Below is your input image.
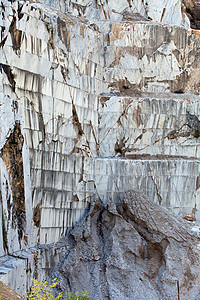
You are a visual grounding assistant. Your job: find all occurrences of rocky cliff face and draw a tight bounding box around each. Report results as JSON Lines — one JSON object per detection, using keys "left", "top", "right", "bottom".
{"left": 51, "top": 190, "right": 200, "bottom": 300}
{"left": 1, "top": 0, "right": 200, "bottom": 296}
{"left": 39, "top": 0, "right": 191, "bottom": 28}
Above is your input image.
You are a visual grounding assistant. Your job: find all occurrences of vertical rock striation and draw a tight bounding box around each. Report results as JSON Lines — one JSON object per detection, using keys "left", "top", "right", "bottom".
{"left": 0, "top": 0, "right": 200, "bottom": 295}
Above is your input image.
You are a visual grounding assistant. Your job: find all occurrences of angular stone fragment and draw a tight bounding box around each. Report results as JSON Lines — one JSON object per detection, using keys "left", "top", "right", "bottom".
{"left": 51, "top": 190, "right": 200, "bottom": 300}
{"left": 182, "top": 213, "right": 196, "bottom": 221}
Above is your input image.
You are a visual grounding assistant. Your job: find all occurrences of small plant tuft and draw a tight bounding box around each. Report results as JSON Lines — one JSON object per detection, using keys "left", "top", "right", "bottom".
{"left": 66, "top": 291, "right": 90, "bottom": 300}
{"left": 174, "top": 89, "right": 184, "bottom": 94}
{"left": 26, "top": 278, "right": 62, "bottom": 300}
{"left": 26, "top": 278, "right": 90, "bottom": 300}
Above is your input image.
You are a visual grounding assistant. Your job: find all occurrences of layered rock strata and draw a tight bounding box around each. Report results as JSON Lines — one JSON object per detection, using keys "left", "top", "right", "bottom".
{"left": 0, "top": 0, "right": 200, "bottom": 295}
{"left": 0, "top": 240, "right": 67, "bottom": 296}
{"left": 39, "top": 0, "right": 190, "bottom": 28}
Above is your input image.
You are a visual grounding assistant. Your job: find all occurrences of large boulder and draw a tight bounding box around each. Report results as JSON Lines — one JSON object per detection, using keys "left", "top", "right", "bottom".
{"left": 51, "top": 190, "right": 200, "bottom": 300}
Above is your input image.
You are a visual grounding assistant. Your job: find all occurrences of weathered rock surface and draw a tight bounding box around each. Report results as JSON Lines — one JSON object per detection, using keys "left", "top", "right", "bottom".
{"left": 0, "top": 1, "right": 200, "bottom": 257}
{"left": 104, "top": 24, "right": 200, "bottom": 94}
{"left": 1, "top": 0, "right": 200, "bottom": 294}
{"left": 40, "top": 0, "right": 190, "bottom": 28}
{"left": 51, "top": 190, "right": 200, "bottom": 300}
{"left": 0, "top": 240, "right": 67, "bottom": 297}
{"left": 183, "top": 0, "right": 200, "bottom": 29}
{"left": 94, "top": 157, "right": 200, "bottom": 218}
{"left": 99, "top": 93, "right": 200, "bottom": 157}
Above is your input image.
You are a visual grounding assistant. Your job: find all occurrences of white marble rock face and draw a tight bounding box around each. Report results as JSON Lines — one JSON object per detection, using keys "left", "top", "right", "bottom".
{"left": 0, "top": 0, "right": 200, "bottom": 265}
{"left": 0, "top": 0, "right": 105, "bottom": 254}
{"left": 98, "top": 94, "right": 200, "bottom": 157}
{"left": 38, "top": 0, "right": 190, "bottom": 27}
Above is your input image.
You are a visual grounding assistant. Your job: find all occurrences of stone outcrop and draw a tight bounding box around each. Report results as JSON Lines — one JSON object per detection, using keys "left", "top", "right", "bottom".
{"left": 51, "top": 190, "right": 200, "bottom": 300}
{"left": 40, "top": 0, "right": 190, "bottom": 28}
{"left": 0, "top": 0, "right": 200, "bottom": 255}
{"left": 99, "top": 94, "right": 200, "bottom": 157}
{"left": 1, "top": 0, "right": 200, "bottom": 296}
{"left": 0, "top": 241, "right": 67, "bottom": 297}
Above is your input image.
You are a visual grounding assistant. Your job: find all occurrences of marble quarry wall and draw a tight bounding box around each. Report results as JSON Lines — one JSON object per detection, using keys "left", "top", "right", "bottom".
{"left": 0, "top": 0, "right": 105, "bottom": 255}
{"left": 0, "top": 240, "right": 67, "bottom": 296}
{"left": 39, "top": 0, "right": 190, "bottom": 28}
{"left": 1, "top": 0, "right": 200, "bottom": 294}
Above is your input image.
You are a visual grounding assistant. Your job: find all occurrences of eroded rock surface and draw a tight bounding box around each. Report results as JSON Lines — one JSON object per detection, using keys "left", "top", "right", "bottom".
{"left": 51, "top": 190, "right": 200, "bottom": 300}
{"left": 1, "top": 0, "right": 200, "bottom": 293}
{"left": 40, "top": 0, "right": 190, "bottom": 28}
{"left": 2, "top": 122, "right": 25, "bottom": 248}
{"left": 183, "top": 0, "right": 200, "bottom": 29}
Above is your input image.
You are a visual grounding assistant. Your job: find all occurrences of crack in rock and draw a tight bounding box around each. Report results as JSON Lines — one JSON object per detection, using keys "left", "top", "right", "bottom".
{"left": 50, "top": 190, "right": 200, "bottom": 300}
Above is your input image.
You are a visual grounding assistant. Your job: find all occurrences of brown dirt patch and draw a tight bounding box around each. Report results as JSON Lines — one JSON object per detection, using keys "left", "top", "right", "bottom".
{"left": 0, "top": 281, "right": 24, "bottom": 300}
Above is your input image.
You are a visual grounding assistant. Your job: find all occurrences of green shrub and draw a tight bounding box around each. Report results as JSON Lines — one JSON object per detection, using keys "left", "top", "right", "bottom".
{"left": 66, "top": 291, "right": 90, "bottom": 300}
